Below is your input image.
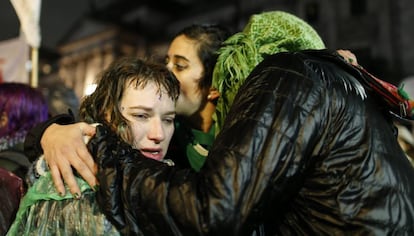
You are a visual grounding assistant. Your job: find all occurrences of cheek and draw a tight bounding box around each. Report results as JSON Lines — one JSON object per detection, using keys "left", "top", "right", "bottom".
{"left": 130, "top": 123, "right": 144, "bottom": 143}
{"left": 181, "top": 83, "right": 195, "bottom": 96}
{"left": 165, "top": 125, "right": 175, "bottom": 141}
{"left": 180, "top": 78, "right": 201, "bottom": 98}
{"left": 176, "top": 71, "right": 202, "bottom": 92}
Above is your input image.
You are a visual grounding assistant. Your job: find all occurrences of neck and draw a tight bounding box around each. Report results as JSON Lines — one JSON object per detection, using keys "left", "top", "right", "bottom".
{"left": 187, "top": 101, "right": 216, "bottom": 133}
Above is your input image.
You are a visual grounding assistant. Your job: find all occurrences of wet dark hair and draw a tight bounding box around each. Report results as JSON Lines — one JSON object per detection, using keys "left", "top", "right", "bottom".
{"left": 79, "top": 57, "right": 180, "bottom": 144}
{"left": 175, "top": 24, "right": 231, "bottom": 90}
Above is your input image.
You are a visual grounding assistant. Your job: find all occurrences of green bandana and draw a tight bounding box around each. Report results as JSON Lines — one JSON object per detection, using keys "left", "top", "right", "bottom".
{"left": 212, "top": 11, "right": 326, "bottom": 134}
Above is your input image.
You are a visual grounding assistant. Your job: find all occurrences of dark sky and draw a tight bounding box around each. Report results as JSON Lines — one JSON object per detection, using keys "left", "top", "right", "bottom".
{"left": 0, "top": 0, "right": 91, "bottom": 50}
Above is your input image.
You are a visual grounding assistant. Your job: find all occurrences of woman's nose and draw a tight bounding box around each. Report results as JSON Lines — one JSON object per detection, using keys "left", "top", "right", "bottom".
{"left": 148, "top": 119, "right": 165, "bottom": 142}
{"left": 166, "top": 61, "right": 173, "bottom": 71}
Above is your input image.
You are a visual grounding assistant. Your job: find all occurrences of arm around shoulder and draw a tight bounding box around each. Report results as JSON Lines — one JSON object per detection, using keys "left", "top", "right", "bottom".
{"left": 24, "top": 113, "right": 75, "bottom": 162}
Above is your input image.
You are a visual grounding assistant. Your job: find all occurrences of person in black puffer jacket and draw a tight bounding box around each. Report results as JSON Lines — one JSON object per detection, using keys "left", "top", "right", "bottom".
{"left": 90, "top": 12, "right": 414, "bottom": 236}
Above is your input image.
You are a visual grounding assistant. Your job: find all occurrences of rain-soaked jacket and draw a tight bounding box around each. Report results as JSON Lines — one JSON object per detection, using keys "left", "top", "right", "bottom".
{"left": 90, "top": 50, "right": 414, "bottom": 235}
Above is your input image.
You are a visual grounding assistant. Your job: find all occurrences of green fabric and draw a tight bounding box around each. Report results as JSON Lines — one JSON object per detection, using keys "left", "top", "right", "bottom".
{"left": 186, "top": 126, "right": 215, "bottom": 171}
{"left": 212, "top": 11, "right": 326, "bottom": 134}
{"left": 174, "top": 120, "right": 215, "bottom": 171}
{"left": 14, "top": 172, "right": 90, "bottom": 212}
{"left": 7, "top": 172, "right": 119, "bottom": 235}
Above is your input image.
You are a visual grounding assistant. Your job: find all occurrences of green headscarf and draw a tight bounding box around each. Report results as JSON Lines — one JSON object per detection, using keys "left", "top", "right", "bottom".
{"left": 212, "top": 11, "right": 326, "bottom": 135}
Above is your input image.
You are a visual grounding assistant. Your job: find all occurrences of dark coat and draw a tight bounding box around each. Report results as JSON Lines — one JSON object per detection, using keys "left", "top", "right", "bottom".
{"left": 91, "top": 50, "right": 414, "bottom": 235}
{"left": 0, "top": 167, "right": 25, "bottom": 235}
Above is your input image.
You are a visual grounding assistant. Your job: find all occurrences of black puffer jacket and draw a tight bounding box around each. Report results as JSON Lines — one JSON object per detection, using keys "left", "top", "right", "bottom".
{"left": 91, "top": 50, "right": 414, "bottom": 235}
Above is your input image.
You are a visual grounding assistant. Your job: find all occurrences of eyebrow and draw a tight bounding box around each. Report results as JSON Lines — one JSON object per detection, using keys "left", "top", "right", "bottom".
{"left": 172, "top": 54, "right": 189, "bottom": 62}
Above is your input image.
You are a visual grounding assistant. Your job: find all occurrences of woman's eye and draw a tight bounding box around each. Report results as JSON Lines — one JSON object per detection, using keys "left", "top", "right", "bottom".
{"left": 163, "top": 117, "right": 175, "bottom": 124}
{"left": 174, "top": 63, "right": 186, "bottom": 71}
{"left": 133, "top": 114, "right": 148, "bottom": 120}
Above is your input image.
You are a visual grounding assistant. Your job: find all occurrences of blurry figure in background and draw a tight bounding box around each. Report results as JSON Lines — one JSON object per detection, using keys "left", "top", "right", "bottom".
{"left": 396, "top": 76, "right": 414, "bottom": 165}
{"left": 44, "top": 84, "right": 79, "bottom": 120}
{"left": 396, "top": 123, "right": 414, "bottom": 165}
{"left": 39, "top": 70, "right": 80, "bottom": 120}
{"left": 0, "top": 82, "right": 49, "bottom": 235}
{"left": 7, "top": 57, "right": 180, "bottom": 235}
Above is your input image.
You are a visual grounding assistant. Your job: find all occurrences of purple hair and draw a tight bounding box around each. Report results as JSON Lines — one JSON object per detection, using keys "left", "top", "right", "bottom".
{"left": 0, "top": 83, "right": 49, "bottom": 138}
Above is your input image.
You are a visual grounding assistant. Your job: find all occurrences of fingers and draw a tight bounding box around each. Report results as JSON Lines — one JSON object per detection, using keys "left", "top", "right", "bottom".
{"left": 51, "top": 160, "right": 81, "bottom": 198}
{"left": 48, "top": 160, "right": 67, "bottom": 196}
{"left": 336, "top": 49, "right": 358, "bottom": 66}
{"left": 79, "top": 122, "right": 97, "bottom": 137}
{"left": 77, "top": 123, "right": 99, "bottom": 187}
{"left": 71, "top": 146, "right": 99, "bottom": 190}
{"left": 40, "top": 122, "right": 98, "bottom": 197}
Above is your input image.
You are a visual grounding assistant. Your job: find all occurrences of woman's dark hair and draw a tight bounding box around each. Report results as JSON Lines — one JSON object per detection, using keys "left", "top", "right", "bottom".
{"left": 175, "top": 24, "right": 231, "bottom": 89}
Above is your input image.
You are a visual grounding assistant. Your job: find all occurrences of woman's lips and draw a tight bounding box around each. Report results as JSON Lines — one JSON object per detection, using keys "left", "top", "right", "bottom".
{"left": 140, "top": 148, "right": 164, "bottom": 161}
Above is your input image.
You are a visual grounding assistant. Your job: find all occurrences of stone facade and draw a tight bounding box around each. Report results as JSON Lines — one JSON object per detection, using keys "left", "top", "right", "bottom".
{"left": 53, "top": 0, "right": 414, "bottom": 98}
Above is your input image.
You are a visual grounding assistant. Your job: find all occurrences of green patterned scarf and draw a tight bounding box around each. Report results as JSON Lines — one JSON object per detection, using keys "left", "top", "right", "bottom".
{"left": 212, "top": 11, "right": 326, "bottom": 134}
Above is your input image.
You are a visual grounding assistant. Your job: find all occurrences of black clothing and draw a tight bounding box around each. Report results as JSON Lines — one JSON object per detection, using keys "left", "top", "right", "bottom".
{"left": 24, "top": 113, "right": 75, "bottom": 162}
{"left": 91, "top": 50, "right": 414, "bottom": 235}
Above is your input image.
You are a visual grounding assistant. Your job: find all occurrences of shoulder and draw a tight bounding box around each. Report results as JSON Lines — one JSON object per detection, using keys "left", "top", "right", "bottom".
{"left": 0, "top": 149, "right": 31, "bottom": 177}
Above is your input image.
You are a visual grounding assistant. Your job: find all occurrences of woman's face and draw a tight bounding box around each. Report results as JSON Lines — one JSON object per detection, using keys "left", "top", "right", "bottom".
{"left": 119, "top": 82, "right": 176, "bottom": 161}
{"left": 166, "top": 35, "right": 206, "bottom": 117}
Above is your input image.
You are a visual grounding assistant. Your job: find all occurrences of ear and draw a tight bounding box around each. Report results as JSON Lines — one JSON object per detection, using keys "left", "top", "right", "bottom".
{"left": 207, "top": 88, "right": 220, "bottom": 101}
{"left": 0, "top": 112, "right": 8, "bottom": 128}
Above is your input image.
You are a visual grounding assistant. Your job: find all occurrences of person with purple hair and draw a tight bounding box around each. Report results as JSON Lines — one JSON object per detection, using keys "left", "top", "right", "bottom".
{"left": 0, "top": 82, "right": 49, "bottom": 178}
{"left": 0, "top": 82, "right": 49, "bottom": 235}
{"left": 0, "top": 83, "right": 49, "bottom": 149}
